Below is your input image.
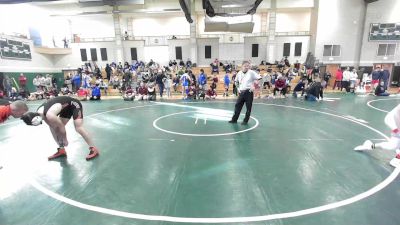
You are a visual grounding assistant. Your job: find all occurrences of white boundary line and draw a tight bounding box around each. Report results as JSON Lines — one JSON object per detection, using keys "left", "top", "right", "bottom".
{"left": 153, "top": 111, "right": 259, "bottom": 137}
{"left": 366, "top": 98, "right": 400, "bottom": 113}
{"left": 28, "top": 102, "right": 399, "bottom": 223}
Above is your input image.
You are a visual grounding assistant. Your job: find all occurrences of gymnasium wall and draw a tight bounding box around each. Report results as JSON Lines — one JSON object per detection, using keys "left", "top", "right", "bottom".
{"left": 131, "top": 16, "right": 190, "bottom": 37}
{"left": 219, "top": 43, "right": 245, "bottom": 63}
{"left": 274, "top": 36, "right": 310, "bottom": 63}
{"left": 122, "top": 40, "right": 145, "bottom": 64}
{"left": 275, "top": 10, "right": 311, "bottom": 33}
{"left": 244, "top": 36, "right": 268, "bottom": 65}
{"left": 314, "top": 0, "right": 367, "bottom": 65}
{"left": 360, "top": 0, "right": 400, "bottom": 65}
{"left": 276, "top": 0, "right": 314, "bottom": 8}
{"left": 70, "top": 15, "right": 115, "bottom": 39}
{"left": 196, "top": 38, "right": 219, "bottom": 66}
{"left": 168, "top": 39, "right": 191, "bottom": 61}
{"left": 53, "top": 42, "right": 117, "bottom": 70}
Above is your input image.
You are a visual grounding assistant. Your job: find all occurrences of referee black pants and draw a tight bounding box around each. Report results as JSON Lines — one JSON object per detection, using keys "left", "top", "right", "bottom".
{"left": 231, "top": 90, "right": 253, "bottom": 123}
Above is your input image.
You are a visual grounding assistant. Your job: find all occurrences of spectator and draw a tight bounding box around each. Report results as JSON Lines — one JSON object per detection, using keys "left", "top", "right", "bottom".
{"left": 294, "top": 60, "right": 301, "bottom": 70}
{"left": 110, "top": 74, "right": 120, "bottom": 90}
{"left": 33, "top": 75, "right": 41, "bottom": 91}
{"left": 180, "top": 71, "right": 191, "bottom": 99}
{"left": 186, "top": 59, "right": 192, "bottom": 69}
{"left": 211, "top": 62, "right": 219, "bottom": 75}
{"left": 90, "top": 84, "right": 101, "bottom": 100}
{"left": 205, "top": 87, "right": 217, "bottom": 100}
{"left": 18, "top": 73, "right": 27, "bottom": 88}
{"left": 349, "top": 69, "right": 358, "bottom": 93}
{"left": 232, "top": 70, "right": 238, "bottom": 96}
{"left": 305, "top": 78, "right": 324, "bottom": 101}
{"left": 187, "top": 83, "right": 197, "bottom": 100}
{"left": 382, "top": 67, "right": 390, "bottom": 90}
{"left": 223, "top": 72, "right": 230, "bottom": 97}
{"left": 262, "top": 71, "right": 271, "bottom": 90}
{"left": 292, "top": 79, "right": 308, "bottom": 98}
{"left": 273, "top": 76, "right": 287, "bottom": 98}
{"left": 137, "top": 82, "right": 148, "bottom": 101}
{"left": 371, "top": 66, "right": 382, "bottom": 90}
{"left": 342, "top": 67, "right": 351, "bottom": 92}
{"left": 39, "top": 74, "right": 46, "bottom": 92}
{"left": 173, "top": 75, "right": 180, "bottom": 93}
{"left": 198, "top": 69, "right": 207, "bottom": 92}
{"left": 77, "top": 87, "right": 88, "bottom": 101}
{"left": 147, "top": 82, "right": 156, "bottom": 101}
{"left": 72, "top": 73, "right": 82, "bottom": 93}
{"left": 323, "top": 71, "right": 331, "bottom": 88}
{"left": 82, "top": 71, "right": 92, "bottom": 89}
{"left": 164, "top": 74, "right": 172, "bottom": 98}
{"left": 156, "top": 70, "right": 166, "bottom": 98}
{"left": 99, "top": 79, "right": 108, "bottom": 95}
{"left": 375, "top": 81, "right": 390, "bottom": 96}
{"left": 123, "top": 86, "right": 135, "bottom": 101}
{"left": 94, "top": 66, "right": 101, "bottom": 79}
{"left": 333, "top": 69, "right": 343, "bottom": 90}
{"left": 284, "top": 57, "right": 290, "bottom": 67}
{"left": 44, "top": 74, "right": 52, "bottom": 91}
{"left": 105, "top": 64, "right": 112, "bottom": 81}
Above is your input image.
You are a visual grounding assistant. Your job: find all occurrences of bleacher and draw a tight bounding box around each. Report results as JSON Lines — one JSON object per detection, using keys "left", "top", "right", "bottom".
{"left": 81, "top": 64, "right": 301, "bottom": 97}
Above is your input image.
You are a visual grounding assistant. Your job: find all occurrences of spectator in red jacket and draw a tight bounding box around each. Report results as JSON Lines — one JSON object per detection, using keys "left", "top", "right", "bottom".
{"left": 332, "top": 69, "right": 343, "bottom": 90}
{"left": 137, "top": 82, "right": 148, "bottom": 101}
{"left": 273, "top": 75, "right": 287, "bottom": 97}
{"left": 205, "top": 88, "right": 217, "bottom": 100}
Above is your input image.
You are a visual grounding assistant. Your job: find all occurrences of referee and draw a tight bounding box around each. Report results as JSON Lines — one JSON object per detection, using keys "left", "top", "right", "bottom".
{"left": 229, "top": 61, "right": 261, "bottom": 125}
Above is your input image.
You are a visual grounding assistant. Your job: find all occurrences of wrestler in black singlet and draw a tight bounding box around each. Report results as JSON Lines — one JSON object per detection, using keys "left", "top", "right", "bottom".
{"left": 40, "top": 96, "right": 83, "bottom": 120}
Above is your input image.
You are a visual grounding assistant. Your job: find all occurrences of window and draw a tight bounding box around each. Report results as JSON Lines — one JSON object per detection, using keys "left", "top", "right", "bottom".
{"left": 283, "top": 43, "right": 290, "bottom": 57}
{"left": 175, "top": 46, "right": 182, "bottom": 60}
{"left": 252, "top": 44, "right": 259, "bottom": 57}
{"left": 295, "top": 42, "right": 302, "bottom": 56}
{"left": 100, "top": 48, "right": 107, "bottom": 61}
{"left": 323, "top": 45, "right": 341, "bottom": 57}
{"left": 205, "top": 45, "right": 212, "bottom": 59}
{"left": 90, "top": 48, "right": 97, "bottom": 61}
{"left": 131, "top": 48, "right": 137, "bottom": 60}
{"left": 80, "top": 49, "right": 87, "bottom": 61}
{"left": 377, "top": 44, "right": 396, "bottom": 56}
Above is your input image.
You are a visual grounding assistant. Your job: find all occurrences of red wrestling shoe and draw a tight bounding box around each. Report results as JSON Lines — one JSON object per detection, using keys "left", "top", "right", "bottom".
{"left": 86, "top": 147, "right": 99, "bottom": 161}
{"left": 48, "top": 148, "right": 67, "bottom": 160}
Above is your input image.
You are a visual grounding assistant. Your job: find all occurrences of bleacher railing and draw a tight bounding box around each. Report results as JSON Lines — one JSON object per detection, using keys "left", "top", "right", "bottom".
{"left": 75, "top": 31, "right": 310, "bottom": 44}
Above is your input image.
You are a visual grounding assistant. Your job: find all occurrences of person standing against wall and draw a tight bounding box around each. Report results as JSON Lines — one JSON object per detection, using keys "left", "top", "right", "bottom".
{"left": 18, "top": 73, "right": 27, "bottom": 89}
{"left": 229, "top": 61, "right": 261, "bottom": 125}
{"left": 371, "top": 66, "right": 382, "bottom": 91}
{"left": 341, "top": 67, "right": 351, "bottom": 92}
{"left": 382, "top": 66, "right": 390, "bottom": 91}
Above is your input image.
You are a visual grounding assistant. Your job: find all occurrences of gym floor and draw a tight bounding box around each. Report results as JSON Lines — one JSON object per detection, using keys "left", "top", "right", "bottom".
{"left": 1, "top": 94, "right": 400, "bottom": 225}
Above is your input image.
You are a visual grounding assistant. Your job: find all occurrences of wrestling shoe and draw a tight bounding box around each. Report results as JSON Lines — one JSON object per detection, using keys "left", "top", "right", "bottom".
{"left": 86, "top": 147, "right": 99, "bottom": 161}
{"left": 354, "top": 140, "right": 374, "bottom": 151}
{"left": 48, "top": 147, "right": 67, "bottom": 160}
